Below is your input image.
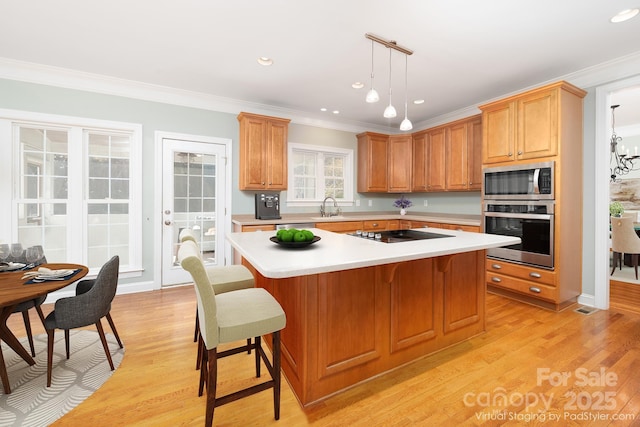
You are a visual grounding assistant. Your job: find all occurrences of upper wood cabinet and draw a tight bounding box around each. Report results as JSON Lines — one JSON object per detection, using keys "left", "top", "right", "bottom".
{"left": 480, "top": 81, "right": 586, "bottom": 164}
{"left": 238, "top": 112, "right": 290, "bottom": 190}
{"left": 412, "top": 126, "right": 446, "bottom": 192}
{"left": 446, "top": 115, "right": 482, "bottom": 191}
{"left": 357, "top": 132, "right": 389, "bottom": 192}
{"left": 388, "top": 135, "right": 412, "bottom": 192}
{"left": 412, "top": 115, "right": 482, "bottom": 192}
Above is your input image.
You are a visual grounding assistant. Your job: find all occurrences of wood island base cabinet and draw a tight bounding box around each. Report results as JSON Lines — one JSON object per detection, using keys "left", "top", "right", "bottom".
{"left": 242, "top": 250, "right": 486, "bottom": 406}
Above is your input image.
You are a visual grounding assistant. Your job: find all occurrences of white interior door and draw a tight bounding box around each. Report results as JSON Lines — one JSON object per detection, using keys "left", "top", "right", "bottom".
{"left": 162, "top": 137, "right": 227, "bottom": 286}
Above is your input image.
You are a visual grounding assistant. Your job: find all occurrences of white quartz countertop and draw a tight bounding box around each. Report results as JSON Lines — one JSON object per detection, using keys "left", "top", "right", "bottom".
{"left": 227, "top": 228, "right": 520, "bottom": 279}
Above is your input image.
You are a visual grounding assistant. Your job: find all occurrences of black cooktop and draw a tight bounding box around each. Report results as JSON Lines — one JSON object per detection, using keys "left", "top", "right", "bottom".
{"left": 349, "top": 229, "right": 454, "bottom": 243}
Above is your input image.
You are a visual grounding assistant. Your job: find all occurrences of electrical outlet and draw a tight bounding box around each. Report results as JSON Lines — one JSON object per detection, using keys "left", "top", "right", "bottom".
{"left": 424, "top": 200, "right": 429, "bottom": 207}
{"left": 368, "top": 200, "right": 373, "bottom": 207}
{"left": 355, "top": 199, "right": 360, "bottom": 207}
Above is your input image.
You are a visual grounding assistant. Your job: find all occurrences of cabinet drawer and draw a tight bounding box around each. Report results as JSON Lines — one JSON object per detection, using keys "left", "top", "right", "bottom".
{"left": 486, "top": 272, "right": 558, "bottom": 302}
{"left": 316, "top": 221, "right": 363, "bottom": 233}
{"left": 485, "top": 259, "right": 555, "bottom": 286}
{"left": 363, "top": 220, "right": 388, "bottom": 230}
{"left": 242, "top": 225, "right": 276, "bottom": 232}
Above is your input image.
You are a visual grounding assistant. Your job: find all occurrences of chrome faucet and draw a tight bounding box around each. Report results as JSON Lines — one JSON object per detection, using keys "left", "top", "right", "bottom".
{"left": 320, "top": 196, "right": 341, "bottom": 217}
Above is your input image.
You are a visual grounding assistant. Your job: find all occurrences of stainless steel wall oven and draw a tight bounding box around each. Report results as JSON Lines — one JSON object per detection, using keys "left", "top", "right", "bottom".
{"left": 483, "top": 201, "right": 554, "bottom": 269}
{"left": 482, "top": 161, "right": 555, "bottom": 269}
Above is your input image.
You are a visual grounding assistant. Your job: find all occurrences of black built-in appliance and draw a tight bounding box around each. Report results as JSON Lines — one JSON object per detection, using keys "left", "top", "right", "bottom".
{"left": 254, "top": 192, "right": 281, "bottom": 219}
{"left": 348, "top": 229, "right": 453, "bottom": 243}
{"left": 482, "top": 161, "right": 555, "bottom": 269}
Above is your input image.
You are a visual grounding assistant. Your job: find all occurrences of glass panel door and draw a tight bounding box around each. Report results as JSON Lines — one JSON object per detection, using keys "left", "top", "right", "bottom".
{"left": 162, "top": 138, "right": 227, "bottom": 286}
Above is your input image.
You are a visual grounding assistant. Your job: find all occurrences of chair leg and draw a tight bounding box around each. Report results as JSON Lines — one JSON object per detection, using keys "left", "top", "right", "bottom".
{"left": 633, "top": 254, "right": 639, "bottom": 280}
{"left": 205, "top": 348, "right": 218, "bottom": 427}
{"left": 611, "top": 252, "right": 620, "bottom": 275}
{"left": 255, "top": 336, "right": 261, "bottom": 378}
{"left": 0, "top": 346, "right": 10, "bottom": 394}
{"left": 46, "top": 329, "right": 55, "bottom": 387}
{"left": 106, "top": 313, "right": 123, "bottom": 349}
{"left": 198, "top": 339, "right": 207, "bottom": 397}
{"left": 96, "top": 320, "right": 115, "bottom": 371}
{"left": 273, "top": 330, "right": 282, "bottom": 420}
{"left": 21, "top": 310, "right": 36, "bottom": 357}
{"left": 194, "top": 308, "right": 199, "bottom": 343}
{"left": 196, "top": 332, "right": 204, "bottom": 371}
{"left": 64, "top": 329, "right": 70, "bottom": 359}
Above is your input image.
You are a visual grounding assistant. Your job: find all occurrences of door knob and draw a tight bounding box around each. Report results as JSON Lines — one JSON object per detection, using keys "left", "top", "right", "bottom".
{"left": 164, "top": 220, "right": 171, "bottom": 225}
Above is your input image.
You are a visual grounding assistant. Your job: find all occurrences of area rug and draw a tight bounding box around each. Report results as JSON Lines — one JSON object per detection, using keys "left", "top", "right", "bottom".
{"left": 0, "top": 330, "right": 124, "bottom": 427}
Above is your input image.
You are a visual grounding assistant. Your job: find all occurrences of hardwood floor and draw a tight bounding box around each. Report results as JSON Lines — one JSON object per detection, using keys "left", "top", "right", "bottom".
{"left": 7, "top": 285, "right": 640, "bottom": 426}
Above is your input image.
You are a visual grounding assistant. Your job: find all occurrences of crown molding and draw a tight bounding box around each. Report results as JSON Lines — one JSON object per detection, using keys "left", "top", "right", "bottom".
{"left": 2, "top": 51, "right": 640, "bottom": 135}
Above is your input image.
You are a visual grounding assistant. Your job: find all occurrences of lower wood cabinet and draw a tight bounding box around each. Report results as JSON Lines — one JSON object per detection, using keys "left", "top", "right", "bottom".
{"left": 315, "top": 221, "right": 363, "bottom": 234}
{"left": 242, "top": 249, "right": 485, "bottom": 406}
{"left": 484, "top": 258, "right": 568, "bottom": 310}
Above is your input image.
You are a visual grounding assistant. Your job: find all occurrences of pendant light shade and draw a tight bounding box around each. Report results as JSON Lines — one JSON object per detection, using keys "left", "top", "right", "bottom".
{"left": 383, "top": 48, "right": 396, "bottom": 118}
{"left": 365, "top": 40, "right": 379, "bottom": 103}
{"left": 400, "top": 53, "right": 413, "bottom": 131}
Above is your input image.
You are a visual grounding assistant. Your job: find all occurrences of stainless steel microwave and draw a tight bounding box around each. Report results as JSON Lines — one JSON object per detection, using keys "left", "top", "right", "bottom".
{"left": 483, "top": 161, "right": 554, "bottom": 200}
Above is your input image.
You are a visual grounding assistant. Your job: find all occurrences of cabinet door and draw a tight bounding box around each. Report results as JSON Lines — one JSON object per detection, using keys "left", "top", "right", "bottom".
{"left": 445, "top": 122, "right": 468, "bottom": 190}
{"left": 266, "top": 119, "right": 288, "bottom": 190}
{"left": 388, "top": 135, "right": 412, "bottom": 192}
{"left": 482, "top": 102, "right": 515, "bottom": 164}
{"left": 315, "top": 221, "right": 363, "bottom": 233}
{"left": 427, "top": 127, "right": 446, "bottom": 191}
{"left": 412, "top": 132, "right": 428, "bottom": 192}
{"left": 239, "top": 116, "right": 267, "bottom": 189}
{"left": 466, "top": 116, "right": 483, "bottom": 190}
{"left": 517, "top": 88, "right": 558, "bottom": 160}
{"left": 357, "top": 133, "right": 388, "bottom": 192}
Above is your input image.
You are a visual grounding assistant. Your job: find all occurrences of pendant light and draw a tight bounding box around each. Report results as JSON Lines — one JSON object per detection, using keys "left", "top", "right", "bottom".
{"left": 365, "top": 40, "right": 379, "bottom": 103}
{"left": 383, "top": 48, "right": 397, "bottom": 118}
{"left": 399, "top": 53, "right": 413, "bottom": 131}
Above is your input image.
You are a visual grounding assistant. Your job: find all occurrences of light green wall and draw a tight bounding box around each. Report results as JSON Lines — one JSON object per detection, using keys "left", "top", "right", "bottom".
{"left": 0, "top": 77, "right": 480, "bottom": 289}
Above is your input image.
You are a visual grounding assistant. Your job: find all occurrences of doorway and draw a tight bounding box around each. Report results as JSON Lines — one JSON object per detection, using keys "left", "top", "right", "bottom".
{"left": 595, "top": 75, "right": 640, "bottom": 310}
{"left": 160, "top": 134, "right": 230, "bottom": 286}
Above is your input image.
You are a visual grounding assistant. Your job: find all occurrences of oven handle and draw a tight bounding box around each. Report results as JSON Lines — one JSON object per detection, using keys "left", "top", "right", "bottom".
{"left": 483, "top": 212, "right": 552, "bottom": 220}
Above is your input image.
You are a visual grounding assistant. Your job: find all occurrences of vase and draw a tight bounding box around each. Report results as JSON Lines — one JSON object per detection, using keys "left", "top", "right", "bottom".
{"left": 400, "top": 208, "right": 406, "bottom": 216}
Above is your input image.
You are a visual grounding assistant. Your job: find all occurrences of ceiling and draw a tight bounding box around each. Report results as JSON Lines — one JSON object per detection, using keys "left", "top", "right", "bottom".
{"left": 1, "top": 0, "right": 640, "bottom": 132}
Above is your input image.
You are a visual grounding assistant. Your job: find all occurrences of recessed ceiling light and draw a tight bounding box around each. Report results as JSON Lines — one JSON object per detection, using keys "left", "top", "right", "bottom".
{"left": 611, "top": 8, "right": 639, "bottom": 23}
{"left": 413, "top": 99, "right": 425, "bottom": 105}
{"left": 257, "top": 57, "right": 273, "bottom": 66}
{"left": 332, "top": 110, "right": 340, "bottom": 114}
{"left": 352, "top": 82, "right": 365, "bottom": 89}
{"left": 320, "top": 108, "right": 327, "bottom": 112}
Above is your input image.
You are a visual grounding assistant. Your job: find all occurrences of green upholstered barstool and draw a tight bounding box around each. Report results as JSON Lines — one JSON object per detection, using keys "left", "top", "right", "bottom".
{"left": 178, "top": 228, "right": 255, "bottom": 367}
{"left": 178, "top": 240, "right": 286, "bottom": 426}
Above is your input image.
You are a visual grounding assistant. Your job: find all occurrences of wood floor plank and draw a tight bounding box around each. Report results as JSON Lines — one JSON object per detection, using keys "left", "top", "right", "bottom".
{"left": 5, "top": 285, "right": 640, "bottom": 426}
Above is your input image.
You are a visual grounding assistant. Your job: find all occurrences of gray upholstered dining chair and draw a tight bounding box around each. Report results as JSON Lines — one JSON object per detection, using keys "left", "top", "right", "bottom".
{"left": 611, "top": 213, "right": 640, "bottom": 279}
{"left": 179, "top": 228, "right": 255, "bottom": 366}
{"left": 11, "top": 247, "right": 47, "bottom": 357}
{"left": 44, "top": 255, "right": 123, "bottom": 387}
{"left": 178, "top": 240, "right": 286, "bottom": 426}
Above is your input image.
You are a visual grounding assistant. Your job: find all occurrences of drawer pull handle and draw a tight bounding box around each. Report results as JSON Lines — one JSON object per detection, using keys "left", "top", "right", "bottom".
{"left": 372, "top": 223, "right": 378, "bottom": 227}
{"left": 491, "top": 264, "right": 502, "bottom": 269}
{"left": 529, "top": 286, "right": 541, "bottom": 293}
{"left": 491, "top": 277, "right": 501, "bottom": 283}
{"left": 529, "top": 272, "right": 542, "bottom": 278}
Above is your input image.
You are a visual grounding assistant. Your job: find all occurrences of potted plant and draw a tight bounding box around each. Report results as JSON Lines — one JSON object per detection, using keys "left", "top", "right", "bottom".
{"left": 610, "top": 201, "right": 624, "bottom": 217}
{"left": 393, "top": 195, "right": 413, "bottom": 215}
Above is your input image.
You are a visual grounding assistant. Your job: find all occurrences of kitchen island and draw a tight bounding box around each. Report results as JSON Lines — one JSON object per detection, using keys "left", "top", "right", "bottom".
{"left": 227, "top": 228, "right": 519, "bottom": 406}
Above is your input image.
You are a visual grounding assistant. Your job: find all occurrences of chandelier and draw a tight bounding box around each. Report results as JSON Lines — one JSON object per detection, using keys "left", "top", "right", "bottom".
{"left": 364, "top": 33, "right": 414, "bottom": 131}
{"left": 610, "top": 104, "right": 639, "bottom": 181}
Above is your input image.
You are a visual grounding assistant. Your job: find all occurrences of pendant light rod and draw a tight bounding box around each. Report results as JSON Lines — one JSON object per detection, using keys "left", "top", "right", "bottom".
{"left": 365, "top": 33, "right": 413, "bottom": 56}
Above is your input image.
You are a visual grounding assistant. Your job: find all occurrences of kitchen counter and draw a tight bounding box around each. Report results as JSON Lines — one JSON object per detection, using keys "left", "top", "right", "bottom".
{"left": 228, "top": 227, "right": 519, "bottom": 406}
{"left": 231, "top": 211, "right": 481, "bottom": 227}
{"left": 227, "top": 227, "right": 518, "bottom": 279}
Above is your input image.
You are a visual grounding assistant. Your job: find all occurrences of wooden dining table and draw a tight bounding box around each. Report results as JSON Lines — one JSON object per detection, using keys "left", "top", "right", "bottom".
{"left": 0, "top": 263, "right": 88, "bottom": 394}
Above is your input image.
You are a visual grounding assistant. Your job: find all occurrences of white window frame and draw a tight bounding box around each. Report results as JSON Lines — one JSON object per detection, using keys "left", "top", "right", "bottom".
{"left": 0, "top": 109, "right": 143, "bottom": 278}
{"left": 286, "top": 142, "right": 354, "bottom": 207}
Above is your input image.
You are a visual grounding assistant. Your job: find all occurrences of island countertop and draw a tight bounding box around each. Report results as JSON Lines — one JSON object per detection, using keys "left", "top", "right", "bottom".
{"left": 227, "top": 228, "right": 520, "bottom": 279}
